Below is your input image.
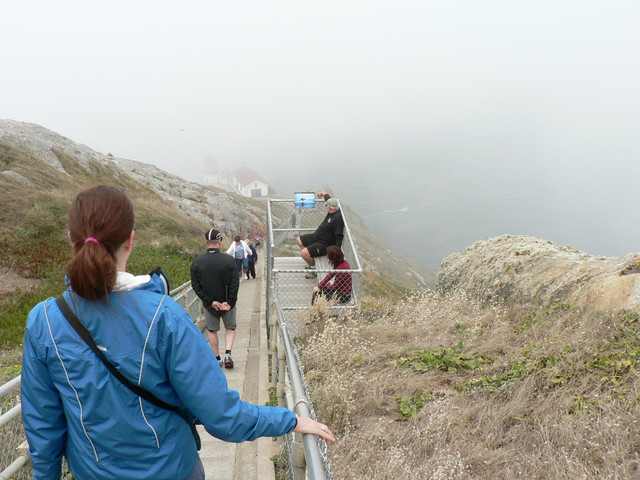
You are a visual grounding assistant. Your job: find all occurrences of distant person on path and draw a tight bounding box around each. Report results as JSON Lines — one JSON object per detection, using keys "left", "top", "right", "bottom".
{"left": 312, "top": 245, "right": 352, "bottom": 305}
{"left": 246, "top": 239, "right": 258, "bottom": 280}
{"left": 226, "top": 235, "right": 251, "bottom": 282}
{"left": 191, "top": 229, "right": 240, "bottom": 368}
{"left": 21, "top": 185, "right": 335, "bottom": 480}
{"left": 297, "top": 191, "right": 344, "bottom": 269}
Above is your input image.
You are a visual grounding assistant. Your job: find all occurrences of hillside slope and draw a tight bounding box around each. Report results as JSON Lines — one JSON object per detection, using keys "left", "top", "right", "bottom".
{"left": 0, "top": 119, "right": 434, "bottom": 291}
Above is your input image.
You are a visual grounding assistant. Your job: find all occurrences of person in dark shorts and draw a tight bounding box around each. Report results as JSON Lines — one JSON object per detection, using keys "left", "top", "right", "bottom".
{"left": 296, "top": 191, "right": 344, "bottom": 268}
{"left": 191, "top": 229, "right": 239, "bottom": 369}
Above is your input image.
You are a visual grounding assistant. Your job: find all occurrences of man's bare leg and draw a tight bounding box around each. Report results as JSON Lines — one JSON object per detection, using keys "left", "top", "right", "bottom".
{"left": 208, "top": 330, "right": 220, "bottom": 357}
{"left": 301, "top": 248, "right": 315, "bottom": 266}
{"left": 225, "top": 329, "right": 237, "bottom": 352}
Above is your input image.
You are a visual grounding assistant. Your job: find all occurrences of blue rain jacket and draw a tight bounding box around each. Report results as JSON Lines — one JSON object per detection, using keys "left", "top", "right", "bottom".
{"left": 21, "top": 271, "right": 296, "bottom": 480}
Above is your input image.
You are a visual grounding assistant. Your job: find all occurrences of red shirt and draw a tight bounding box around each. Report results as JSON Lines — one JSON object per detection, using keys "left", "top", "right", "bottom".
{"left": 318, "top": 260, "right": 352, "bottom": 295}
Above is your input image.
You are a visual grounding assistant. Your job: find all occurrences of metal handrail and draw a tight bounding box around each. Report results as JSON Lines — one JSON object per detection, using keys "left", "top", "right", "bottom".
{"left": 0, "top": 441, "right": 29, "bottom": 480}
{"left": 0, "top": 376, "right": 20, "bottom": 399}
{"left": 266, "top": 195, "right": 362, "bottom": 479}
{"left": 273, "top": 294, "right": 328, "bottom": 480}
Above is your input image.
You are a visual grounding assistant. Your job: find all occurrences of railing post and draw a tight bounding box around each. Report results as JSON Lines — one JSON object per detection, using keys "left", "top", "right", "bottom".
{"left": 291, "top": 434, "right": 306, "bottom": 480}
{"left": 282, "top": 381, "right": 305, "bottom": 479}
{"left": 270, "top": 318, "right": 279, "bottom": 387}
{"left": 276, "top": 330, "right": 286, "bottom": 405}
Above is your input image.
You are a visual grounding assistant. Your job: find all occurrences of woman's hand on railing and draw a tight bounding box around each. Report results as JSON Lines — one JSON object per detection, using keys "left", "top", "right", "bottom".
{"left": 293, "top": 415, "right": 336, "bottom": 443}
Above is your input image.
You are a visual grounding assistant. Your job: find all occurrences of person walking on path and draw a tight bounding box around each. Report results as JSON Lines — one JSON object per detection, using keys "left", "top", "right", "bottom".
{"left": 21, "top": 185, "right": 335, "bottom": 480}
{"left": 312, "top": 245, "right": 352, "bottom": 305}
{"left": 192, "top": 229, "right": 240, "bottom": 368}
{"left": 246, "top": 239, "right": 258, "bottom": 280}
{"left": 226, "top": 235, "right": 251, "bottom": 282}
{"left": 296, "top": 191, "right": 344, "bottom": 269}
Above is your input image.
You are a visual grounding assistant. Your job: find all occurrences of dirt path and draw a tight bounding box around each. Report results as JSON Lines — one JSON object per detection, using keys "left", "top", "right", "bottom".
{"left": 0, "top": 269, "right": 40, "bottom": 295}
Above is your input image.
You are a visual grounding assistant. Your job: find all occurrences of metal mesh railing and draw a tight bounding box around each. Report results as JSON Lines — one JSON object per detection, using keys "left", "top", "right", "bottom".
{"left": 267, "top": 197, "right": 362, "bottom": 338}
{"left": 272, "top": 295, "right": 334, "bottom": 480}
{"left": 266, "top": 196, "right": 362, "bottom": 480}
{"left": 171, "top": 280, "right": 203, "bottom": 321}
{"left": 0, "top": 377, "right": 31, "bottom": 480}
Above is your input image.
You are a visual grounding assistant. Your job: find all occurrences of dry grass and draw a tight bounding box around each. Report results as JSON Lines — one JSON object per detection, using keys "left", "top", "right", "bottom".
{"left": 299, "top": 291, "right": 640, "bottom": 479}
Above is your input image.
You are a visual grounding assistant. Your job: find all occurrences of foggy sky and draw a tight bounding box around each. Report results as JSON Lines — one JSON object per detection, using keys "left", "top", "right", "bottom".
{"left": 3, "top": 1, "right": 640, "bottom": 268}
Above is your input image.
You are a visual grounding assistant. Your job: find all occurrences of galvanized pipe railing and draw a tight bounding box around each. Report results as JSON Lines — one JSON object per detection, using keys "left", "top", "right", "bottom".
{"left": 272, "top": 293, "right": 328, "bottom": 480}
{"left": 266, "top": 195, "right": 363, "bottom": 480}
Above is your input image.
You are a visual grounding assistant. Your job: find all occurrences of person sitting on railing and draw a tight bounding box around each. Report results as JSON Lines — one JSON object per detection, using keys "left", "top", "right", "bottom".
{"left": 296, "top": 191, "right": 344, "bottom": 272}
{"left": 311, "top": 245, "right": 352, "bottom": 305}
{"left": 21, "top": 185, "right": 335, "bottom": 480}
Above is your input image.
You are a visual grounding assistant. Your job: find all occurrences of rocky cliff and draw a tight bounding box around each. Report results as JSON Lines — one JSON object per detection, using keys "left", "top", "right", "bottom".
{"left": 437, "top": 234, "right": 640, "bottom": 311}
{"left": 0, "top": 119, "right": 269, "bottom": 240}
{"left": 1, "top": 119, "right": 435, "bottom": 290}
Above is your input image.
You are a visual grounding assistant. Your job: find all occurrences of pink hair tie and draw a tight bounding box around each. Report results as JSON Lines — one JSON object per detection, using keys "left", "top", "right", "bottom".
{"left": 84, "top": 237, "right": 100, "bottom": 245}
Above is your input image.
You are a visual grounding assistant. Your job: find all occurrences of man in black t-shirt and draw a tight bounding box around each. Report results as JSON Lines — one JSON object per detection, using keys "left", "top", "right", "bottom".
{"left": 190, "top": 229, "right": 239, "bottom": 369}
{"left": 296, "top": 191, "right": 344, "bottom": 267}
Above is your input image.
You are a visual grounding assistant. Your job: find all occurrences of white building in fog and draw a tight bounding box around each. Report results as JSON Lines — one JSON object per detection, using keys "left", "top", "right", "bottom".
{"left": 202, "top": 157, "right": 269, "bottom": 198}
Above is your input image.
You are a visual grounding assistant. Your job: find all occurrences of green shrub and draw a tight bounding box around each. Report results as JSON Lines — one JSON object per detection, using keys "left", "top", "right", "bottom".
{"left": 393, "top": 342, "right": 491, "bottom": 374}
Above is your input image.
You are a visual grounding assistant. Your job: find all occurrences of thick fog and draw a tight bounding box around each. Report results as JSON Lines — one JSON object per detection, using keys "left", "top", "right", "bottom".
{"left": 2, "top": 1, "right": 639, "bottom": 270}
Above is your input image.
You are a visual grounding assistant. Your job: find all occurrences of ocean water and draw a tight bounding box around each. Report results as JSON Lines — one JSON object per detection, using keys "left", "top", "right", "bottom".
{"left": 269, "top": 155, "right": 638, "bottom": 273}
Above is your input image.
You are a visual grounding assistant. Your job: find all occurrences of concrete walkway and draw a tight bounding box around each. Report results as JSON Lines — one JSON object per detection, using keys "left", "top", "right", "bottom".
{"left": 194, "top": 267, "right": 279, "bottom": 480}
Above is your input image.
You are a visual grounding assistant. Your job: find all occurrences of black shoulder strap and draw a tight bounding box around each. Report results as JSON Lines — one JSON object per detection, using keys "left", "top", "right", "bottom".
{"left": 55, "top": 295, "right": 201, "bottom": 450}
{"left": 55, "top": 295, "right": 178, "bottom": 412}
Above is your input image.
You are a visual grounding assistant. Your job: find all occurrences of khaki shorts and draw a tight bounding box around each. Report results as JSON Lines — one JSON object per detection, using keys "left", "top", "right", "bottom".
{"left": 204, "top": 306, "right": 237, "bottom": 332}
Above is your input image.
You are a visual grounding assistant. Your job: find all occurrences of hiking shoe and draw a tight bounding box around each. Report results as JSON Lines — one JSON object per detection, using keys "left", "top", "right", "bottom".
{"left": 305, "top": 271, "right": 317, "bottom": 279}
{"left": 224, "top": 353, "right": 234, "bottom": 369}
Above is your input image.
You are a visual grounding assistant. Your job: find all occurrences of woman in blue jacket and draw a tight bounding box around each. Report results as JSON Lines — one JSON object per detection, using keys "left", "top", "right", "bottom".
{"left": 21, "top": 185, "right": 334, "bottom": 480}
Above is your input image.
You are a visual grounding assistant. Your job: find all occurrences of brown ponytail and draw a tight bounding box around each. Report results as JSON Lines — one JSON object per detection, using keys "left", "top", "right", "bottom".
{"left": 66, "top": 185, "right": 135, "bottom": 300}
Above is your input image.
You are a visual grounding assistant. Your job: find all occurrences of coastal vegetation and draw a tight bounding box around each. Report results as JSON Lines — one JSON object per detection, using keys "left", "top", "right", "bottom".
{"left": 299, "top": 292, "right": 640, "bottom": 479}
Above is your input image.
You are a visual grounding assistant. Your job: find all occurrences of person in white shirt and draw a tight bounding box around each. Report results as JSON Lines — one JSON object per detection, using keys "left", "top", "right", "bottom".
{"left": 225, "top": 235, "right": 252, "bottom": 282}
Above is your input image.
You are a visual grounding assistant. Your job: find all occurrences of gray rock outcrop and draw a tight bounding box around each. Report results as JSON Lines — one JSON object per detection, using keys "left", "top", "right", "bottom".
{"left": 0, "top": 119, "right": 111, "bottom": 173}
{"left": 437, "top": 234, "right": 640, "bottom": 311}
{"left": 111, "top": 157, "right": 265, "bottom": 236}
{"left": 0, "top": 119, "right": 264, "bottom": 237}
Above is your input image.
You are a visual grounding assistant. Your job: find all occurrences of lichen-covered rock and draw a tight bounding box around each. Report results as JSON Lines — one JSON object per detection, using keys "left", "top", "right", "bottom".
{"left": 437, "top": 234, "right": 640, "bottom": 312}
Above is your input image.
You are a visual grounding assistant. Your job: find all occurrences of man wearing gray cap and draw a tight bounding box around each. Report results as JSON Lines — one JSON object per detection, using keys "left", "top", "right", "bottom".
{"left": 296, "top": 191, "right": 344, "bottom": 270}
